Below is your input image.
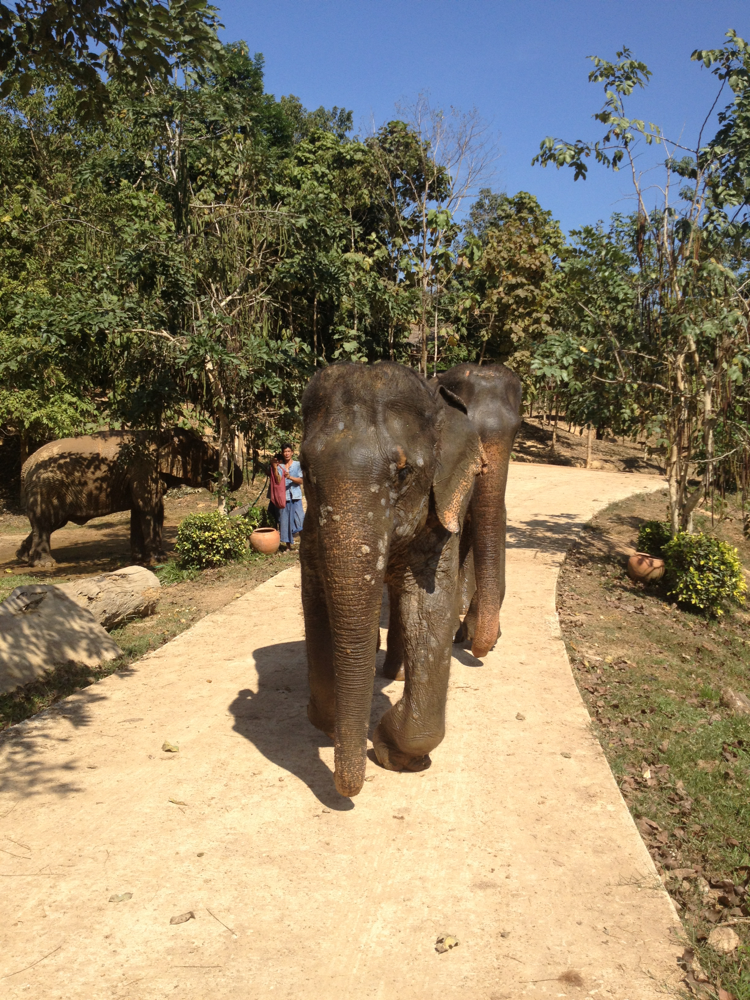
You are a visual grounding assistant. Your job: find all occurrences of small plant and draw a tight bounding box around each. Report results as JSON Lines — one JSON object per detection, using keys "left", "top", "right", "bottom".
{"left": 244, "top": 505, "right": 274, "bottom": 531}
{"left": 662, "top": 531, "right": 747, "bottom": 616}
{"left": 174, "top": 511, "right": 249, "bottom": 570}
{"left": 637, "top": 520, "right": 672, "bottom": 557}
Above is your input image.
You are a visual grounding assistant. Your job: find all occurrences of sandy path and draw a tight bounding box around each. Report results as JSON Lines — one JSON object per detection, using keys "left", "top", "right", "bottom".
{"left": 0, "top": 464, "right": 683, "bottom": 999}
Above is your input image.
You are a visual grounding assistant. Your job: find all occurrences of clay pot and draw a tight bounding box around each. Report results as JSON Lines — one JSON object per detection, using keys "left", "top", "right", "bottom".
{"left": 249, "top": 527, "right": 280, "bottom": 555}
{"left": 626, "top": 552, "right": 665, "bottom": 584}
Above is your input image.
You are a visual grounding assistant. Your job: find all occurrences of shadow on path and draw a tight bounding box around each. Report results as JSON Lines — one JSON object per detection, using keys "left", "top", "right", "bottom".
{"left": 229, "top": 640, "right": 394, "bottom": 811}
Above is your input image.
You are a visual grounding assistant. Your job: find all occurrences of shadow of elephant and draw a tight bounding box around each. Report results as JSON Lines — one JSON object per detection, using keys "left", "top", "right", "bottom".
{"left": 228, "top": 639, "right": 395, "bottom": 812}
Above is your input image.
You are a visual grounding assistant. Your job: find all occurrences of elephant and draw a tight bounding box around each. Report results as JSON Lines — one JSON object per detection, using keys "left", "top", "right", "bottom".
{"left": 299, "top": 361, "right": 485, "bottom": 798}
{"left": 436, "top": 363, "right": 522, "bottom": 658}
{"left": 17, "top": 428, "right": 242, "bottom": 568}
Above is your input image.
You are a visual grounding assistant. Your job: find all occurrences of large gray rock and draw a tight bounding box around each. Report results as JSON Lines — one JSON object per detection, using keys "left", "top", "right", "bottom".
{"left": 0, "top": 586, "right": 123, "bottom": 694}
{"left": 56, "top": 565, "right": 160, "bottom": 630}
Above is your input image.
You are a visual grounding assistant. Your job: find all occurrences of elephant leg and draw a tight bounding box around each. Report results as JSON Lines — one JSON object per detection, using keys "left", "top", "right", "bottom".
{"left": 373, "top": 521, "right": 459, "bottom": 772}
{"left": 23, "top": 513, "right": 58, "bottom": 568}
{"left": 130, "top": 510, "right": 146, "bottom": 562}
{"left": 131, "top": 497, "right": 163, "bottom": 565}
{"left": 300, "top": 525, "right": 335, "bottom": 740}
{"left": 383, "top": 581, "right": 405, "bottom": 681}
{"left": 16, "top": 533, "right": 32, "bottom": 561}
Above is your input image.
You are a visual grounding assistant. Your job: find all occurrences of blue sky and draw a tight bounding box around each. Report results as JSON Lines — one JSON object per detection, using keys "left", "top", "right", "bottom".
{"left": 217, "top": 1, "right": 749, "bottom": 235}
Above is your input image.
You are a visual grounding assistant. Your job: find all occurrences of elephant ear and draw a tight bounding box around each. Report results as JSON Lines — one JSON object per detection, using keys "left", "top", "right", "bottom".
{"left": 432, "top": 386, "right": 484, "bottom": 533}
{"left": 156, "top": 429, "right": 186, "bottom": 479}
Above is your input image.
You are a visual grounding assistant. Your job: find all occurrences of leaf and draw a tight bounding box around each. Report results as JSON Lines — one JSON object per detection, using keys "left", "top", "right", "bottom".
{"left": 170, "top": 910, "right": 195, "bottom": 925}
{"left": 435, "top": 934, "right": 459, "bottom": 953}
{"left": 109, "top": 892, "right": 132, "bottom": 902}
{"left": 168, "top": 798, "right": 188, "bottom": 806}
{"left": 162, "top": 742, "right": 179, "bottom": 753}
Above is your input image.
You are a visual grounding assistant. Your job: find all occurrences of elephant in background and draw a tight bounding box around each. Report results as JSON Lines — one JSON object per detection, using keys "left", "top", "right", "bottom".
{"left": 17, "top": 428, "right": 242, "bottom": 568}
{"left": 437, "top": 363, "right": 522, "bottom": 658}
{"left": 299, "top": 361, "right": 484, "bottom": 798}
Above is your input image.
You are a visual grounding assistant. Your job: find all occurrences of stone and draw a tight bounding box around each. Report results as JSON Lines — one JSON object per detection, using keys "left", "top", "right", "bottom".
{"left": 56, "top": 565, "right": 160, "bottom": 631}
{"left": 0, "top": 586, "right": 122, "bottom": 694}
{"left": 707, "top": 926, "right": 740, "bottom": 955}
{"left": 720, "top": 687, "right": 750, "bottom": 716}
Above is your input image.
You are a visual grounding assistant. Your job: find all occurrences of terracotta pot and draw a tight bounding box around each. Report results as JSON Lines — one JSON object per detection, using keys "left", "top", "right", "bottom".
{"left": 626, "top": 552, "right": 665, "bottom": 584}
{"left": 249, "top": 527, "right": 280, "bottom": 555}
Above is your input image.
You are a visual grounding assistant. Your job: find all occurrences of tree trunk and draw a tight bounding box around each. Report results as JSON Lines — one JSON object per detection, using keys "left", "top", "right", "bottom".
{"left": 586, "top": 425, "right": 594, "bottom": 469}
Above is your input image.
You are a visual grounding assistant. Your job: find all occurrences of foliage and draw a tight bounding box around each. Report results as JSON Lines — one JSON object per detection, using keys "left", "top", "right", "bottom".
{"left": 174, "top": 510, "right": 248, "bottom": 569}
{"left": 0, "top": 0, "right": 223, "bottom": 117}
{"left": 637, "top": 520, "right": 672, "bottom": 557}
{"left": 663, "top": 532, "right": 747, "bottom": 616}
{"left": 243, "top": 505, "right": 273, "bottom": 531}
{"left": 532, "top": 34, "right": 750, "bottom": 533}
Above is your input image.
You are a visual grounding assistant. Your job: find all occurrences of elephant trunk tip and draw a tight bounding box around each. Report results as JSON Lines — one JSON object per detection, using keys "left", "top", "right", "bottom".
{"left": 334, "top": 769, "right": 365, "bottom": 798}
{"left": 471, "top": 642, "right": 491, "bottom": 659}
{"left": 334, "top": 740, "right": 367, "bottom": 797}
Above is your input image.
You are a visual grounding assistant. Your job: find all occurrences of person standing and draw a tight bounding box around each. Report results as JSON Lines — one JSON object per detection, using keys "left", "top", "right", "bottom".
{"left": 270, "top": 443, "right": 304, "bottom": 550}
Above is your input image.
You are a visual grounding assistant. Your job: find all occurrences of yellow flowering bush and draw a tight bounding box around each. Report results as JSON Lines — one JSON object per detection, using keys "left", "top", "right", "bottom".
{"left": 175, "top": 511, "right": 248, "bottom": 569}
{"left": 663, "top": 531, "right": 747, "bottom": 617}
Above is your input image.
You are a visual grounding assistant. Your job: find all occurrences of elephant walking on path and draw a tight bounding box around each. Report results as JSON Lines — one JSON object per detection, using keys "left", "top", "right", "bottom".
{"left": 17, "top": 428, "right": 240, "bottom": 568}
{"left": 299, "top": 362, "right": 484, "bottom": 797}
{"left": 437, "top": 363, "right": 522, "bottom": 658}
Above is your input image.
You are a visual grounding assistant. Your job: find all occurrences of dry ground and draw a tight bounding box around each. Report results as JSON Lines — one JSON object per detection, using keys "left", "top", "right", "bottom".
{"left": 514, "top": 416, "right": 664, "bottom": 474}
{"left": 556, "top": 487, "right": 750, "bottom": 999}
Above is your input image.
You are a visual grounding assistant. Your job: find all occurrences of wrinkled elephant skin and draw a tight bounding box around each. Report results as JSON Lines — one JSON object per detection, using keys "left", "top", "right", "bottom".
{"left": 299, "top": 362, "right": 483, "bottom": 798}
{"left": 437, "top": 364, "right": 522, "bottom": 658}
{"left": 17, "top": 428, "right": 241, "bottom": 568}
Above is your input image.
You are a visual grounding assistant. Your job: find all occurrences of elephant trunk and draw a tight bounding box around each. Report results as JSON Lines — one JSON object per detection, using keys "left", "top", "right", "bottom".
{"left": 470, "top": 441, "right": 509, "bottom": 658}
{"left": 319, "top": 518, "right": 388, "bottom": 797}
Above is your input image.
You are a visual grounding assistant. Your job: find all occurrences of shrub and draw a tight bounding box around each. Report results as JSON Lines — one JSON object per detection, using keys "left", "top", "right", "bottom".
{"left": 244, "top": 505, "right": 274, "bottom": 531}
{"left": 174, "top": 511, "right": 248, "bottom": 569}
{"left": 662, "top": 531, "right": 747, "bottom": 616}
{"left": 637, "top": 520, "right": 672, "bottom": 557}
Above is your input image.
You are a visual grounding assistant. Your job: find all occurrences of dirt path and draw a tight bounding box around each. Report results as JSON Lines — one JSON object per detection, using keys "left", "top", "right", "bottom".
{"left": 0, "top": 464, "right": 684, "bottom": 999}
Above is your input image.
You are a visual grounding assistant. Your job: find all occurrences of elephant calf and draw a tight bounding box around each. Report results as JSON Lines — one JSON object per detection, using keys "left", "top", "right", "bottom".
{"left": 299, "top": 361, "right": 484, "bottom": 798}
{"left": 17, "top": 428, "right": 240, "bottom": 567}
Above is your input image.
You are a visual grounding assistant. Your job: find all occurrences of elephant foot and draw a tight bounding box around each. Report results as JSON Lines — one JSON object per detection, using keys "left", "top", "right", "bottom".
{"left": 382, "top": 660, "right": 405, "bottom": 681}
{"left": 372, "top": 724, "right": 432, "bottom": 773}
{"left": 307, "top": 702, "right": 335, "bottom": 741}
{"left": 28, "top": 555, "right": 56, "bottom": 569}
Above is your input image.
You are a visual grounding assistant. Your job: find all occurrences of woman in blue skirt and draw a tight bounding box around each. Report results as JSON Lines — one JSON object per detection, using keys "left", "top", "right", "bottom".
{"left": 269, "top": 443, "right": 304, "bottom": 550}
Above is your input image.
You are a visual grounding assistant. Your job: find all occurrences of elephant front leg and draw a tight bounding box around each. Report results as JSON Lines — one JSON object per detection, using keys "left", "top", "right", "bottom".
{"left": 373, "top": 524, "right": 460, "bottom": 772}
{"left": 131, "top": 497, "right": 164, "bottom": 565}
{"left": 300, "top": 528, "right": 335, "bottom": 740}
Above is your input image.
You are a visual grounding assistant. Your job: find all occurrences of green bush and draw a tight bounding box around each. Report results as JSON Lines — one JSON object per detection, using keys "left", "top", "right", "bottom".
{"left": 663, "top": 531, "right": 747, "bottom": 616}
{"left": 244, "top": 505, "right": 274, "bottom": 531}
{"left": 637, "top": 520, "right": 672, "bottom": 556}
{"left": 174, "top": 511, "right": 249, "bottom": 569}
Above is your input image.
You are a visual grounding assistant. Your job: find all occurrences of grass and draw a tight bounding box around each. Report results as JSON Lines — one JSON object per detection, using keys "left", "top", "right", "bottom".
{"left": 557, "top": 488, "right": 750, "bottom": 998}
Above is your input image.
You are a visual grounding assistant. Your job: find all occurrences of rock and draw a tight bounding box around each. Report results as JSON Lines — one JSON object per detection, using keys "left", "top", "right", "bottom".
{"left": 56, "top": 566, "right": 160, "bottom": 630}
{"left": 707, "top": 925, "right": 740, "bottom": 955}
{"left": 720, "top": 687, "right": 750, "bottom": 716}
{"left": 0, "top": 586, "right": 122, "bottom": 694}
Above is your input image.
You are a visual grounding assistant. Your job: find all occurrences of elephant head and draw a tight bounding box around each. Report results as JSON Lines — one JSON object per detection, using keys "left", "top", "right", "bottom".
{"left": 300, "top": 361, "right": 483, "bottom": 797}
{"left": 157, "top": 428, "right": 242, "bottom": 492}
{"left": 436, "top": 364, "right": 522, "bottom": 657}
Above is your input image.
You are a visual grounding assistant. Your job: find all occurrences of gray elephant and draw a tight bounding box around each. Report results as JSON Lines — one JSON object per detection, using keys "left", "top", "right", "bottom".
{"left": 17, "top": 428, "right": 241, "bottom": 568}
{"left": 436, "top": 363, "right": 522, "bottom": 658}
{"left": 299, "top": 361, "right": 484, "bottom": 798}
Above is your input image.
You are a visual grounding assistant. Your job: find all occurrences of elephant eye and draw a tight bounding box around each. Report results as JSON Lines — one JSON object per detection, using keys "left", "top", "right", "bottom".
{"left": 397, "top": 465, "right": 411, "bottom": 482}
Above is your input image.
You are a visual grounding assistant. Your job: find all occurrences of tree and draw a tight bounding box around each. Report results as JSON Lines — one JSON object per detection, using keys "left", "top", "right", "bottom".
{"left": 533, "top": 36, "right": 750, "bottom": 532}
{"left": 368, "top": 95, "right": 492, "bottom": 375}
{"left": 0, "top": 0, "right": 222, "bottom": 115}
